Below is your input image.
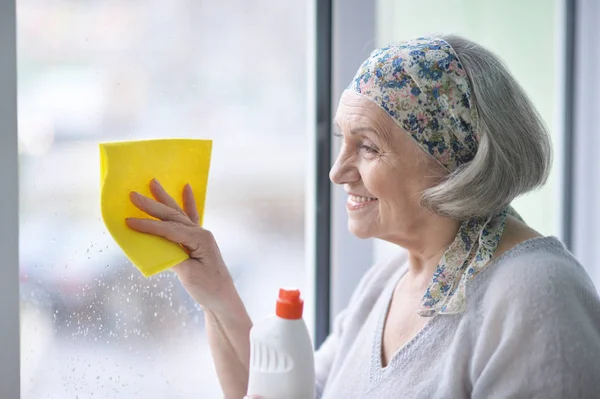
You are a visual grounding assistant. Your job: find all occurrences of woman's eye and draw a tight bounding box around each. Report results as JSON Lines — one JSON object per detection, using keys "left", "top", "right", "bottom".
{"left": 333, "top": 132, "right": 343, "bottom": 139}
{"left": 360, "top": 144, "right": 378, "bottom": 154}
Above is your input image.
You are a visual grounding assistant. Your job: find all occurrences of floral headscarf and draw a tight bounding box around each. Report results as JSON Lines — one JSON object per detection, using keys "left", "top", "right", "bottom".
{"left": 348, "top": 37, "right": 518, "bottom": 316}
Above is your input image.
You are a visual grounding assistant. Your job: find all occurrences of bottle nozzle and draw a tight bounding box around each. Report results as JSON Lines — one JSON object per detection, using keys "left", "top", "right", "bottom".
{"left": 276, "top": 288, "right": 303, "bottom": 319}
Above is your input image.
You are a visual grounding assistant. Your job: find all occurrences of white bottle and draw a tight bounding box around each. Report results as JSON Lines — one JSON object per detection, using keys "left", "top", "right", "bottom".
{"left": 246, "top": 288, "right": 315, "bottom": 399}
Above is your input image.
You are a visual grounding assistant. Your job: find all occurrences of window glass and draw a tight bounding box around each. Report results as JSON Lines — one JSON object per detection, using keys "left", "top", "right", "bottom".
{"left": 18, "top": 1, "right": 310, "bottom": 397}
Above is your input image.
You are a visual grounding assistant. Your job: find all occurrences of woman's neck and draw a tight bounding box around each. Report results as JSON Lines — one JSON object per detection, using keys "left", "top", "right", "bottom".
{"left": 389, "top": 212, "right": 461, "bottom": 284}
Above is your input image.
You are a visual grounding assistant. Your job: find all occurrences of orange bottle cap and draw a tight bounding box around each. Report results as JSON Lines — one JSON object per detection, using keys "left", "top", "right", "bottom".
{"left": 276, "top": 288, "right": 304, "bottom": 320}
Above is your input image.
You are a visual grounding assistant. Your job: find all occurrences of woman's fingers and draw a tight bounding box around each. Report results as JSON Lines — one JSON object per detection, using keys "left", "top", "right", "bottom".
{"left": 182, "top": 184, "right": 200, "bottom": 224}
{"left": 148, "top": 179, "right": 199, "bottom": 225}
{"left": 125, "top": 217, "right": 200, "bottom": 252}
{"left": 129, "top": 191, "right": 194, "bottom": 227}
{"left": 127, "top": 181, "right": 201, "bottom": 252}
{"left": 149, "top": 179, "right": 185, "bottom": 214}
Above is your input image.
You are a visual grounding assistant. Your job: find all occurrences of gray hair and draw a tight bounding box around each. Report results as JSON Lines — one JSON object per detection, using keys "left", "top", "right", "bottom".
{"left": 420, "top": 34, "right": 552, "bottom": 220}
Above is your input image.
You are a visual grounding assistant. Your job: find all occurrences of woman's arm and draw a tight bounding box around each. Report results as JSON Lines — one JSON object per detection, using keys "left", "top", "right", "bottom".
{"left": 204, "top": 291, "right": 253, "bottom": 399}
{"left": 126, "top": 180, "right": 253, "bottom": 398}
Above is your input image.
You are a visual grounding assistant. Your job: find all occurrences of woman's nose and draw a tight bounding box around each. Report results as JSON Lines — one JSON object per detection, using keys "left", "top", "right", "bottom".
{"left": 329, "top": 148, "right": 358, "bottom": 185}
{"left": 329, "top": 161, "right": 342, "bottom": 185}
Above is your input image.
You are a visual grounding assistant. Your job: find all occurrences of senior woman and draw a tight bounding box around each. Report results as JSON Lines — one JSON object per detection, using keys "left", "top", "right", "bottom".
{"left": 126, "top": 35, "right": 600, "bottom": 398}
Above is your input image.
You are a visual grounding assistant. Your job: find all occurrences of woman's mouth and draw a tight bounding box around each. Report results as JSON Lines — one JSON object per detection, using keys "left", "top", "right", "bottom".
{"left": 347, "top": 195, "right": 378, "bottom": 211}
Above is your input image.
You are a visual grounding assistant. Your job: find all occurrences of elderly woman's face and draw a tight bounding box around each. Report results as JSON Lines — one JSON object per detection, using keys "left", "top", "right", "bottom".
{"left": 330, "top": 91, "right": 445, "bottom": 241}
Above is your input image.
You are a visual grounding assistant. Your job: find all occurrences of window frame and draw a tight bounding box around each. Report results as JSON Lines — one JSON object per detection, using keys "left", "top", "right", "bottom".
{"left": 313, "top": 0, "right": 334, "bottom": 348}
{"left": 0, "top": 0, "right": 20, "bottom": 397}
{"left": 562, "top": 0, "right": 576, "bottom": 249}
{"left": 571, "top": 0, "right": 600, "bottom": 283}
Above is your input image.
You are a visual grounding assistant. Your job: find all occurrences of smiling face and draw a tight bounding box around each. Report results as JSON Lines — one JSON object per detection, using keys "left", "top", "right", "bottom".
{"left": 329, "top": 90, "right": 447, "bottom": 243}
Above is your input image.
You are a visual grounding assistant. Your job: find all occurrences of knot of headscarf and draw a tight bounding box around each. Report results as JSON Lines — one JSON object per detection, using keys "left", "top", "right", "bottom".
{"left": 348, "top": 37, "right": 518, "bottom": 316}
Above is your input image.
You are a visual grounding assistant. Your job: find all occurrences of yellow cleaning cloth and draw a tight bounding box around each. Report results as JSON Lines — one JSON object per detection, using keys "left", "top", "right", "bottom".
{"left": 99, "top": 138, "right": 212, "bottom": 277}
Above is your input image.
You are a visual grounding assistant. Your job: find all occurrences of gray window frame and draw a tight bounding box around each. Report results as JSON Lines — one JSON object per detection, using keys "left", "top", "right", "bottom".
{"left": 0, "top": 0, "right": 20, "bottom": 397}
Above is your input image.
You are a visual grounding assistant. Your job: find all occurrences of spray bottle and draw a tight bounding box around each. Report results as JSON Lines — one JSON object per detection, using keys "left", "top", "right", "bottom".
{"left": 246, "top": 288, "right": 315, "bottom": 399}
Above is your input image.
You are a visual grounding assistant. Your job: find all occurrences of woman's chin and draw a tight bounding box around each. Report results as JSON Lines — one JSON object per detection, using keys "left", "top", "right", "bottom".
{"left": 347, "top": 220, "right": 375, "bottom": 239}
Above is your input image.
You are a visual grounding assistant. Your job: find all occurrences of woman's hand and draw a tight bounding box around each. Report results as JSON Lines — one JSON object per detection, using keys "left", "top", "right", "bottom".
{"left": 125, "top": 179, "right": 235, "bottom": 313}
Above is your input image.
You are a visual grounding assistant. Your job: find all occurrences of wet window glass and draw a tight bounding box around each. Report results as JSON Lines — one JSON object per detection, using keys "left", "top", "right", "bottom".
{"left": 18, "top": 1, "right": 309, "bottom": 396}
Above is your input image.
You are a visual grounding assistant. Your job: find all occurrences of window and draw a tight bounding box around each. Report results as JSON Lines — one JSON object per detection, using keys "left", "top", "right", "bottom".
{"left": 18, "top": 1, "right": 312, "bottom": 397}
{"left": 572, "top": 0, "right": 600, "bottom": 285}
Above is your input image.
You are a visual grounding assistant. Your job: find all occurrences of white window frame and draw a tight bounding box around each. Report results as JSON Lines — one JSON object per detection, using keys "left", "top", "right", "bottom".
{"left": 0, "top": 0, "right": 20, "bottom": 397}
